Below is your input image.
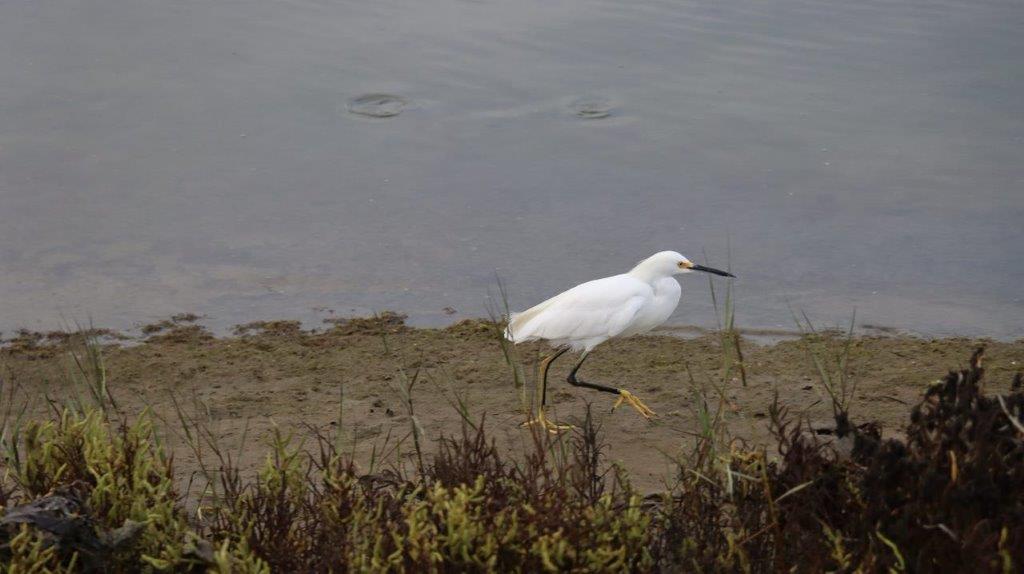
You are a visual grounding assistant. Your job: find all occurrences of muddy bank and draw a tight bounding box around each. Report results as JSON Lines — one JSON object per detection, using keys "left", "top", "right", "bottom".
{"left": 2, "top": 315, "right": 1022, "bottom": 493}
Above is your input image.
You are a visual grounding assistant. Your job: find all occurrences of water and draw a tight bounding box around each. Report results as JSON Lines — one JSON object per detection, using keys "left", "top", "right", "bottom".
{"left": 2, "top": 0, "right": 1022, "bottom": 338}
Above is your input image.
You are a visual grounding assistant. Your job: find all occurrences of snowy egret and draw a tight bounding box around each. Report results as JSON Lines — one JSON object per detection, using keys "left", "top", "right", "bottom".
{"left": 505, "top": 251, "right": 734, "bottom": 431}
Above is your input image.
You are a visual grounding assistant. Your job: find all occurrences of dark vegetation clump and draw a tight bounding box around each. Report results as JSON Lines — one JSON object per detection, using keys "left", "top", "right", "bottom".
{"left": 233, "top": 320, "right": 304, "bottom": 337}
{"left": 323, "top": 312, "right": 408, "bottom": 336}
{"left": 142, "top": 324, "right": 215, "bottom": 346}
{"left": 1, "top": 349, "right": 1022, "bottom": 572}
{"left": 1, "top": 328, "right": 125, "bottom": 359}
{"left": 141, "top": 314, "right": 202, "bottom": 335}
{"left": 651, "top": 347, "right": 1024, "bottom": 572}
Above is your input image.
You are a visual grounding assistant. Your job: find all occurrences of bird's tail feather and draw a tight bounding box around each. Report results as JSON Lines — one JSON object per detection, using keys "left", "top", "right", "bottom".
{"left": 503, "top": 313, "right": 520, "bottom": 341}
{"left": 504, "top": 297, "right": 559, "bottom": 342}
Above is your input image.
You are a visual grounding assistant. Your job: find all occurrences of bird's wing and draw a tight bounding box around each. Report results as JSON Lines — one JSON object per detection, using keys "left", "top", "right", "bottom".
{"left": 506, "top": 275, "right": 650, "bottom": 343}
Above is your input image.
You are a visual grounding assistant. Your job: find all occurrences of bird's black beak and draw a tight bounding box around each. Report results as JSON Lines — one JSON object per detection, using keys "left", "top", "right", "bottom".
{"left": 690, "top": 264, "right": 735, "bottom": 278}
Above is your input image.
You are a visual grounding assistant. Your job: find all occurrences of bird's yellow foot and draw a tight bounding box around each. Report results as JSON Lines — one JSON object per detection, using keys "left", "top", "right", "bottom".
{"left": 612, "top": 389, "right": 657, "bottom": 420}
{"left": 522, "top": 409, "right": 574, "bottom": 433}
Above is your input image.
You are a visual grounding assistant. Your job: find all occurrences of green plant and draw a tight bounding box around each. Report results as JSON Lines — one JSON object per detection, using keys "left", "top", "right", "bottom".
{"left": 705, "top": 248, "right": 746, "bottom": 388}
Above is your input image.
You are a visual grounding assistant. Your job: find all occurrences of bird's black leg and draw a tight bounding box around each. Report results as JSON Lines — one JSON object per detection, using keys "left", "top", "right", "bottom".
{"left": 540, "top": 346, "right": 570, "bottom": 407}
{"left": 522, "top": 346, "right": 573, "bottom": 432}
{"left": 566, "top": 352, "right": 619, "bottom": 394}
{"left": 567, "top": 352, "right": 657, "bottom": 419}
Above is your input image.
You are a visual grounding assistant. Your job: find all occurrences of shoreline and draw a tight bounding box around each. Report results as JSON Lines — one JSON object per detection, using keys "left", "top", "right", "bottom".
{"left": 3, "top": 314, "right": 1022, "bottom": 493}
{"left": 3, "top": 311, "right": 1021, "bottom": 351}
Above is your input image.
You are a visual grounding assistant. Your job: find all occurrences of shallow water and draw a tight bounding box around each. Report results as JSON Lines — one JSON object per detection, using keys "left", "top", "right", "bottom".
{"left": 1, "top": 0, "right": 1022, "bottom": 338}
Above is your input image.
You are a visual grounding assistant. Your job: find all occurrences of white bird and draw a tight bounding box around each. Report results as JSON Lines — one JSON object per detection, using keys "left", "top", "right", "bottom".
{"left": 505, "top": 250, "right": 735, "bottom": 431}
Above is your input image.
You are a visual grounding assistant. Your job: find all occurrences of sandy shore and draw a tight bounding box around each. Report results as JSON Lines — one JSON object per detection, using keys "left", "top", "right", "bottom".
{"left": 3, "top": 315, "right": 1022, "bottom": 493}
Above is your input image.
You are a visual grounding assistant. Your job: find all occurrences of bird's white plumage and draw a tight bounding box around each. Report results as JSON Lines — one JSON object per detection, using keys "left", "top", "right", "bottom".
{"left": 507, "top": 275, "right": 651, "bottom": 351}
{"left": 506, "top": 251, "right": 691, "bottom": 352}
{"left": 506, "top": 250, "right": 734, "bottom": 428}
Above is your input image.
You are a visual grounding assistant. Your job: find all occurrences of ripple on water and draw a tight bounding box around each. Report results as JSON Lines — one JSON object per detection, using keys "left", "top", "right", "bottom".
{"left": 347, "top": 94, "right": 408, "bottom": 118}
{"left": 570, "top": 97, "right": 614, "bottom": 120}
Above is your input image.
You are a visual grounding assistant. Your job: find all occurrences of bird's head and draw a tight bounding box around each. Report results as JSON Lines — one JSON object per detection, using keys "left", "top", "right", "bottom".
{"left": 639, "top": 251, "right": 736, "bottom": 278}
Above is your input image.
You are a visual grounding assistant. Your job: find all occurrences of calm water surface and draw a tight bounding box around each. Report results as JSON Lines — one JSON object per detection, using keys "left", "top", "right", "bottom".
{"left": 2, "top": 0, "right": 1022, "bottom": 338}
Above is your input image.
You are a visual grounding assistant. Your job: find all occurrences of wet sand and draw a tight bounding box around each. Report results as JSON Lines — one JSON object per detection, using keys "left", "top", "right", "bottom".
{"left": 3, "top": 315, "right": 1022, "bottom": 493}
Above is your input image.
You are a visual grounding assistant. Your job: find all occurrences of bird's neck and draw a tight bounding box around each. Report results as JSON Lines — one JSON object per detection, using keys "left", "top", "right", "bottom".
{"left": 627, "top": 260, "right": 671, "bottom": 284}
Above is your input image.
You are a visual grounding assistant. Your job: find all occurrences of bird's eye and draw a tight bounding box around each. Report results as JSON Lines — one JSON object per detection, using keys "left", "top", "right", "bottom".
{"left": 677, "top": 261, "right": 686, "bottom": 268}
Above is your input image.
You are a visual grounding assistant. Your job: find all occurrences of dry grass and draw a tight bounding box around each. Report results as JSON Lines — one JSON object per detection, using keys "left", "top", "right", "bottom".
{"left": 1, "top": 329, "right": 1022, "bottom": 572}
